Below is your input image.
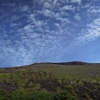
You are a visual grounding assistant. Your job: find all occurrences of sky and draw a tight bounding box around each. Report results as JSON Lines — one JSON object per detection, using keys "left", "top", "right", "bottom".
{"left": 0, "top": 0, "right": 100, "bottom": 67}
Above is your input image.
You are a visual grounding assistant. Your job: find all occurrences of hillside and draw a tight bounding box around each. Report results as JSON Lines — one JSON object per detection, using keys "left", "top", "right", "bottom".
{"left": 0, "top": 61, "right": 100, "bottom": 100}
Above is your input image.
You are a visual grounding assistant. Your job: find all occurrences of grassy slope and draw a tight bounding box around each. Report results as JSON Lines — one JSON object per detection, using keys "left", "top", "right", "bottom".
{"left": 0, "top": 63, "right": 100, "bottom": 100}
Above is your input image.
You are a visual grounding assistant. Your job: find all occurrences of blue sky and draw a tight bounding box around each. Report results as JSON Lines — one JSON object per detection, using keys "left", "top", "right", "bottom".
{"left": 0, "top": 0, "right": 100, "bottom": 67}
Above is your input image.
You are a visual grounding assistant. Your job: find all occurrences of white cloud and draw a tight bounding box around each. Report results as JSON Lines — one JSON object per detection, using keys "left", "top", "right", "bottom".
{"left": 70, "top": 0, "right": 81, "bottom": 5}
{"left": 61, "top": 5, "right": 75, "bottom": 11}
{"left": 87, "top": 18, "right": 100, "bottom": 38}
{"left": 53, "top": 0, "right": 58, "bottom": 5}
{"left": 43, "top": 9, "right": 55, "bottom": 17}
{"left": 76, "top": 17, "right": 100, "bottom": 44}
{"left": 10, "top": 23, "right": 18, "bottom": 27}
{"left": 93, "top": 18, "right": 100, "bottom": 25}
{"left": 90, "top": 8, "right": 100, "bottom": 13}
{"left": 44, "top": 2, "right": 51, "bottom": 9}
{"left": 33, "top": 0, "right": 44, "bottom": 5}
{"left": 74, "top": 13, "right": 81, "bottom": 20}
{"left": 23, "top": 25, "right": 34, "bottom": 33}
{"left": 21, "top": 5, "right": 29, "bottom": 11}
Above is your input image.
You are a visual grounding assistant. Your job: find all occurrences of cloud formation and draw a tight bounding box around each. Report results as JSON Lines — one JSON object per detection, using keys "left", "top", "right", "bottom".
{"left": 70, "top": 0, "right": 82, "bottom": 5}
{"left": 0, "top": 0, "right": 100, "bottom": 67}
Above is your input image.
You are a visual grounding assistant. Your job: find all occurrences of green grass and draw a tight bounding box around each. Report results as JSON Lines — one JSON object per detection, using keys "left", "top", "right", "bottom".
{"left": 0, "top": 74, "right": 10, "bottom": 82}
{"left": 40, "top": 64, "right": 100, "bottom": 80}
{"left": 0, "top": 63, "right": 100, "bottom": 100}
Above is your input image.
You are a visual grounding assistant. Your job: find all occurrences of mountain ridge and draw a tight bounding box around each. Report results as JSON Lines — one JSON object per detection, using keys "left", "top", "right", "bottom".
{"left": 31, "top": 61, "right": 92, "bottom": 66}
{"left": 1, "top": 61, "right": 99, "bottom": 68}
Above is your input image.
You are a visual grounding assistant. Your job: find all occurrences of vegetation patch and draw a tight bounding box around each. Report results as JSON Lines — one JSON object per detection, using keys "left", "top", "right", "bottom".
{"left": 0, "top": 63, "right": 100, "bottom": 100}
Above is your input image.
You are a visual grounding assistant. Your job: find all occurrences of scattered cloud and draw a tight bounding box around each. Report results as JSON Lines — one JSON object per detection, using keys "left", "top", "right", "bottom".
{"left": 0, "top": 0, "right": 100, "bottom": 67}
{"left": 43, "top": 2, "right": 51, "bottom": 9}
{"left": 53, "top": 0, "right": 58, "bottom": 5}
{"left": 89, "top": 8, "right": 100, "bottom": 13}
{"left": 76, "top": 17, "right": 100, "bottom": 44}
{"left": 10, "top": 23, "right": 18, "bottom": 27}
{"left": 74, "top": 13, "right": 81, "bottom": 20}
{"left": 11, "top": 15, "right": 19, "bottom": 21}
{"left": 21, "top": 5, "right": 29, "bottom": 12}
{"left": 70, "top": 0, "right": 82, "bottom": 5}
{"left": 61, "top": 5, "right": 75, "bottom": 11}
